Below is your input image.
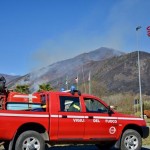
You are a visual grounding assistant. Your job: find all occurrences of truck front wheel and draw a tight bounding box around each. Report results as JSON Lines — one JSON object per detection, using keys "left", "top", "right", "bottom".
{"left": 121, "top": 129, "right": 142, "bottom": 150}
{"left": 15, "top": 130, "right": 45, "bottom": 150}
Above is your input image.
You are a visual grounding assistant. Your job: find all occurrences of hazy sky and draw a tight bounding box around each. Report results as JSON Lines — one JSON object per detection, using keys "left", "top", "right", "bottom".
{"left": 0, "top": 0, "right": 150, "bottom": 75}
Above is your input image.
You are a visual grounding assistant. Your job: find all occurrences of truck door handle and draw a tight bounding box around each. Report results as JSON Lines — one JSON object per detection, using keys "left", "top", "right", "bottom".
{"left": 62, "top": 115, "right": 67, "bottom": 118}
{"left": 89, "top": 116, "right": 93, "bottom": 119}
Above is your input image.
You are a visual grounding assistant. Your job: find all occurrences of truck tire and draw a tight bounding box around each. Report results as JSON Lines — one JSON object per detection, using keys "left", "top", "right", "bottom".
{"left": 15, "top": 130, "right": 45, "bottom": 150}
{"left": 120, "top": 129, "right": 142, "bottom": 150}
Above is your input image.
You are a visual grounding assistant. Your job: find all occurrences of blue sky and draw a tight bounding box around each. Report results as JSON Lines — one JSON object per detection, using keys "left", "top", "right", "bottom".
{"left": 0, "top": 0, "right": 150, "bottom": 75}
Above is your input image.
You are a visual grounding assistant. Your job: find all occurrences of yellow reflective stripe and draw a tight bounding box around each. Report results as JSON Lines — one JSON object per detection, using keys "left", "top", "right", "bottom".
{"left": 73, "top": 104, "right": 80, "bottom": 110}
{"left": 42, "top": 105, "right": 46, "bottom": 108}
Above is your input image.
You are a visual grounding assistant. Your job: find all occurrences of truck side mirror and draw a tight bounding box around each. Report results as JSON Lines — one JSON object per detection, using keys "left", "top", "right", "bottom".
{"left": 107, "top": 106, "right": 113, "bottom": 116}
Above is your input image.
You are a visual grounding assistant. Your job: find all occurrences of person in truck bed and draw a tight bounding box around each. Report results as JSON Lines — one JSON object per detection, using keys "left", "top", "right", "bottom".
{"left": 31, "top": 104, "right": 46, "bottom": 112}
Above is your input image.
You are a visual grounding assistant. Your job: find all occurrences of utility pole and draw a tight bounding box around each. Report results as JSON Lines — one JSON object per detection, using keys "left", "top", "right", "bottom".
{"left": 75, "top": 73, "right": 79, "bottom": 90}
{"left": 88, "top": 71, "right": 91, "bottom": 94}
{"left": 136, "top": 26, "right": 143, "bottom": 119}
{"left": 66, "top": 76, "right": 68, "bottom": 90}
{"left": 82, "top": 66, "right": 86, "bottom": 93}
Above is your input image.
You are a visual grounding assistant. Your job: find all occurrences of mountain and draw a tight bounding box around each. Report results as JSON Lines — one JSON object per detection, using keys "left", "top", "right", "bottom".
{"left": 4, "top": 47, "right": 150, "bottom": 96}
{"left": 6, "top": 47, "right": 124, "bottom": 92}
{"left": 82, "top": 51, "right": 150, "bottom": 95}
{"left": 0, "top": 73, "right": 19, "bottom": 84}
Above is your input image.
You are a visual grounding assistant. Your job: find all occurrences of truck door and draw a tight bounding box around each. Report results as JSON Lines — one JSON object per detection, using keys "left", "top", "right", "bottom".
{"left": 58, "top": 96, "right": 84, "bottom": 140}
{"left": 83, "top": 98, "right": 118, "bottom": 140}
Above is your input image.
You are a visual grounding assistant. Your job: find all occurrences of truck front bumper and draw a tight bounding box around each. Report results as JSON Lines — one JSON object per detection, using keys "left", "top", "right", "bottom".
{"left": 142, "top": 126, "right": 149, "bottom": 138}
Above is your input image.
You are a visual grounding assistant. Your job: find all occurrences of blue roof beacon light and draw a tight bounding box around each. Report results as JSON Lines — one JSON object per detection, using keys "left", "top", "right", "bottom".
{"left": 61, "top": 85, "right": 81, "bottom": 96}
{"left": 70, "top": 85, "right": 76, "bottom": 91}
{"left": 70, "top": 85, "right": 81, "bottom": 96}
{"left": 60, "top": 88, "right": 65, "bottom": 92}
{"left": 70, "top": 85, "right": 76, "bottom": 95}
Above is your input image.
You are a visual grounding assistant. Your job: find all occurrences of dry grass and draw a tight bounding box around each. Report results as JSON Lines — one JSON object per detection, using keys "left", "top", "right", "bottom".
{"left": 102, "top": 93, "right": 150, "bottom": 115}
{"left": 143, "top": 134, "right": 150, "bottom": 145}
{"left": 146, "top": 118, "right": 150, "bottom": 126}
{"left": 0, "top": 145, "right": 3, "bottom": 150}
{"left": 143, "top": 119, "right": 150, "bottom": 145}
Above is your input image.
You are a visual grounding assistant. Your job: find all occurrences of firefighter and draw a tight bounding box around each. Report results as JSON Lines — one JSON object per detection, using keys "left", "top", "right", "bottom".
{"left": 0, "top": 76, "right": 6, "bottom": 93}
{"left": 68, "top": 101, "right": 80, "bottom": 112}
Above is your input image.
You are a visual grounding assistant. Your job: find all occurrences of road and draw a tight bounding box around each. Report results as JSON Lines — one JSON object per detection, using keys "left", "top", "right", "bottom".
{"left": 1, "top": 144, "right": 150, "bottom": 150}
{"left": 46, "top": 145, "right": 150, "bottom": 150}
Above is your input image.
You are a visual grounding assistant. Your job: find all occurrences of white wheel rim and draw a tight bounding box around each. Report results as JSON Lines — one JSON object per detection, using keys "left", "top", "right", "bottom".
{"left": 22, "top": 137, "right": 40, "bottom": 150}
{"left": 124, "top": 135, "right": 138, "bottom": 150}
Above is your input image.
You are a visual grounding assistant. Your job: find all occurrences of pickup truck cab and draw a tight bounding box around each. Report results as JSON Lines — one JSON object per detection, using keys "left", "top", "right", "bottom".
{"left": 0, "top": 90, "right": 149, "bottom": 150}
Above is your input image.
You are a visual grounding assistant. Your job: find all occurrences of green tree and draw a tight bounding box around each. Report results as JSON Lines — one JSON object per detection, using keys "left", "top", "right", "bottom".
{"left": 38, "top": 83, "right": 53, "bottom": 92}
{"left": 14, "top": 84, "right": 29, "bottom": 94}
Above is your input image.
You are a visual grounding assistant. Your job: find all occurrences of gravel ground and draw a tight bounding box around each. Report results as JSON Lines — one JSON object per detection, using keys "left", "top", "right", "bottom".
{"left": 47, "top": 145, "right": 150, "bottom": 150}
{"left": 0, "top": 144, "right": 150, "bottom": 150}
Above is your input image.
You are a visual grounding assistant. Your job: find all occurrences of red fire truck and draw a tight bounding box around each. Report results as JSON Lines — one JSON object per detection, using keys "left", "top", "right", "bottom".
{"left": 0, "top": 76, "right": 149, "bottom": 150}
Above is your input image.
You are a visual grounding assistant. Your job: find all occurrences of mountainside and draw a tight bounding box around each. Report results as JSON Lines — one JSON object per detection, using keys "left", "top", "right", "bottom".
{"left": 83, "top": 51, "right": 150, "bottom": 95}
{"left": 5, "top": 47, "right": 150, "bottom": 96}
{"left": 6, "top": 47, "right": 124, "bottom": 92}
{"left": 0, "top": 73, "right": 19, "bottom": 84}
